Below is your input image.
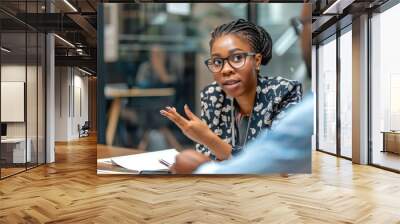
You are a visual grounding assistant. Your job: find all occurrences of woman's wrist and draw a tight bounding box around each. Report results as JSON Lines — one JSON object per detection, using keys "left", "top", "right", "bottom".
{"left": 203, "top": 131, "right": 232, "bottom": 160}
{"left": 199, "top": 129, "right": 217, "bottom": 148}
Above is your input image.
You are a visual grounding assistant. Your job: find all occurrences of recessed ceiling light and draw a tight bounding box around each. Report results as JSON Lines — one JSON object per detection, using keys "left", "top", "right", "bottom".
{"left": 322, "top": 0, "right": 354, "bottom": 15}
{"left": 54, "top": 34, "right": 75, "bottom": 48}
{"left": 1, "top": 47, "right": 11, "bottom": 53}
{"left": 63, "top": 0, "right": 78, "bottom": 12}
{"left": 78, "top": 67, "right": 93, "bottom": 76}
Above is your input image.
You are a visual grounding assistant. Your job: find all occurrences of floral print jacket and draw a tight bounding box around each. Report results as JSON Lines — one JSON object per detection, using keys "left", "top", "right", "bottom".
{"left": 195, "top": 76, "right": 302, "bottom": 160}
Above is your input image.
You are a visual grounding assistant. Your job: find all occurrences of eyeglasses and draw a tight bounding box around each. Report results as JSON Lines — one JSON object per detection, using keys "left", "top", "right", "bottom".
{"left": 204, "top": 52, "right": 256, "bottom": 73}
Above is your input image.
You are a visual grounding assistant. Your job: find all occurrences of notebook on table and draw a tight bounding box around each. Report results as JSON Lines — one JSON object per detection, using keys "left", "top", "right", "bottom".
{"left": 110, "top": 149, "right": 179, "bottom": 174}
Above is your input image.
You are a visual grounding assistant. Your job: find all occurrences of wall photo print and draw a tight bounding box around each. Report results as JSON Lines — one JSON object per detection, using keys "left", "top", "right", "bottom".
{"left": 97, "top": 2, "right": 313, "bottom": 175}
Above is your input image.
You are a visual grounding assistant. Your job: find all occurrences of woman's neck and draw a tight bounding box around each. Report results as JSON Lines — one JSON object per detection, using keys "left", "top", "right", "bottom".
{"left": 235, "top": 87, "right": 256, "bottom": 116}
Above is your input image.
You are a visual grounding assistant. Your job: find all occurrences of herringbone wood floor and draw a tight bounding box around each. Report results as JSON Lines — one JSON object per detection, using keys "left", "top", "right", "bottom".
{"left": 1, "top": 135, "right": 400, "bottom": 224}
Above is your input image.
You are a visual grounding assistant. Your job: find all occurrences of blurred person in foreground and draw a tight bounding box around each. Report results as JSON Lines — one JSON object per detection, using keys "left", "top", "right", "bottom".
{"left": 170, "top": 4, "right": 313, "bottom": 174}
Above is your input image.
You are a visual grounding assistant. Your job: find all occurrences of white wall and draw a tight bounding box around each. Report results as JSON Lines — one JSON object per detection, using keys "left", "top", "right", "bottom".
{"left": 1, "top": 65, "right": 32, "bottom": 138}
{"left": 55, "top": 67, "right": 69, "bottom": 141}
{"left": 1, "top": 64, "right": 46, "bottom": 163}
{"left": 54, "top": 67, "right": 89, "bottom": 141}
{"left": 1, "top": 65, "right": 26, "bottom": 81}
{"left": 71, "top": 72, "right": 89, "bottom": 138}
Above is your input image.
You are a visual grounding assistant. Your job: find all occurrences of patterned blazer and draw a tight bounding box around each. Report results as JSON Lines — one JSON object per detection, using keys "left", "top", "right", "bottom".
{"left": 195, "top": 76, "right": 302, "bottom": 160}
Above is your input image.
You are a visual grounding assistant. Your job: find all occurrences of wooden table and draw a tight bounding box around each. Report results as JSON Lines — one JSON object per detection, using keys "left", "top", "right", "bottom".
{"left": 105, "top": 87, "right": 175, "bottom": 146}
{"left": 97, "top": 144, "right": 145, "bottom": 159}
{"left": 97, "top": 144, "right": 145, "bottom": 174}
{"left": 1, "top": 138, "right": 32, "bottom": 164}
{"left": 381, "top": 131, "right": 400, "bottom": 154}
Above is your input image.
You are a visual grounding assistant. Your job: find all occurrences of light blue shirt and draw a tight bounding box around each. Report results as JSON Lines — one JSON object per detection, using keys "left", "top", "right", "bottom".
{"left": 195, "top": 94, "right": 313, "bottom": 174}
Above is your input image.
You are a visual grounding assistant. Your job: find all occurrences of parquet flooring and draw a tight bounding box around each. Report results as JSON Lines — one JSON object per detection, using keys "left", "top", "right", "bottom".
{"left": 1, "top": 135, "right": 400, "bottom": 223}
{"left": 1, "top": 167, "right": 26, "bottom": 178}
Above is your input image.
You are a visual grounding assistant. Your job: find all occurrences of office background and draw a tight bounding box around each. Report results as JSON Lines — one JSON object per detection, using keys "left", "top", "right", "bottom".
{"left": 0, "top": 1, "right": 400, "bottom": 222}
{"left": 0, "top": 1, "right": 47, "bottom": 179}
{"left": 0, "top": 0, "right": 97, "bottom": 179}
{"left": 313, "top": 2, "right": 400, "bottom": 172}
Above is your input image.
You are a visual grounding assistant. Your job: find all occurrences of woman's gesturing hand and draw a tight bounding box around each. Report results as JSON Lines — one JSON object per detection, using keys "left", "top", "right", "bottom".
{"left": 161, "top": 104, "right": 233, "bottom": 160}
{"left": 160, "top": 104, "right": 213, "bottom": 146}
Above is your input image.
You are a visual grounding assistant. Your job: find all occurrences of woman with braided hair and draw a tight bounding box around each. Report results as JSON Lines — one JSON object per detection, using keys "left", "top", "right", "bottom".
{"left": 160, "top": 19, "right": 302, "bottom": 168}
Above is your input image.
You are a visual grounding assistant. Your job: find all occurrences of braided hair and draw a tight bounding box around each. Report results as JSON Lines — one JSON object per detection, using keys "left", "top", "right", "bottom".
{"left": 209, "top": 19, "right": 273, "bottom": 66}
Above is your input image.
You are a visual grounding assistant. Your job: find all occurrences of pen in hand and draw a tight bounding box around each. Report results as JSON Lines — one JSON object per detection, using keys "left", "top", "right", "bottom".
{"left": 159, "top": 159, "right": 171, "bottom": 168}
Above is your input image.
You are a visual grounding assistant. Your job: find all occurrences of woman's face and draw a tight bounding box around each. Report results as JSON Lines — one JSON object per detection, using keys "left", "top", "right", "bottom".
{"left": 210, "top": 34, "right": 262, "bottom": 98}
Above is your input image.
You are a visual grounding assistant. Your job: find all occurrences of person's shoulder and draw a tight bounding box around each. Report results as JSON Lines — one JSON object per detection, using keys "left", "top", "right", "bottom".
{"left": 258, "top": 75, "right": 302, "bottom": 98}
{"left": 263, "top": 76, "right": 300, "bottom": 87}
{"left": 200, "top": 82, "right": 223, "bottom": 99}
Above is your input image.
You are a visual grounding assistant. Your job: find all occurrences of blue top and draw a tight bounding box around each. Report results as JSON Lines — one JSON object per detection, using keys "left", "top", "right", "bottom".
{"left": 195, "top": 93, "right": 313, "bottom": 174}
{"left": 196, "top": 76, "right": 303, "bottom": 160}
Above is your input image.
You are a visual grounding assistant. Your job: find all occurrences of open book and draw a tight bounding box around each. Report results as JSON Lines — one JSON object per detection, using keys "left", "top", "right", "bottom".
{"left": 110, "top": 149, "right": 179, "bottom": 174}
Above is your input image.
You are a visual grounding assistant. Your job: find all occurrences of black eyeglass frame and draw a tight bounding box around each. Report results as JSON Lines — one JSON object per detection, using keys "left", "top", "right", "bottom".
{"left": 204, "top": 52, "right": 257, "bottom": 73}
